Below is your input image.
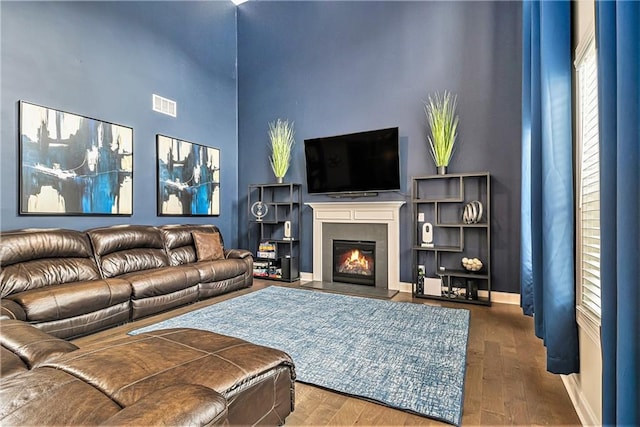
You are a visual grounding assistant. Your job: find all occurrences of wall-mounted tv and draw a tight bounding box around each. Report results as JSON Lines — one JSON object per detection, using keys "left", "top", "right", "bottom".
{"left": 304, "top": 127, "right": 400, "bottom": 195}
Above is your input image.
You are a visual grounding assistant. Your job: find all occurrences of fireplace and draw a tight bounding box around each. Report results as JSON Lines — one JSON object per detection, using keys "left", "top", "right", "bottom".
{"left": 333, "top": 240, "right": 375, "bottom": 286}
{"left": 307, "top": 201, "right": 406, "bottom": 292}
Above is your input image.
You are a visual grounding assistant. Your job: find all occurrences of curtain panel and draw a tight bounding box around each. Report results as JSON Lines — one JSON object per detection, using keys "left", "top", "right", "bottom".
{"left": 596, "top": 1, "right": 640, "bottom": 425}
{"left": 520, "top": 0, "right": 579, "bottom": 374}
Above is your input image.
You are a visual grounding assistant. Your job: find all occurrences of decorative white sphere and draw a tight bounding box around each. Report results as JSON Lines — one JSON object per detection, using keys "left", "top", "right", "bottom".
{"left": 462, "top": 257, "right": 483, "bottom": 271}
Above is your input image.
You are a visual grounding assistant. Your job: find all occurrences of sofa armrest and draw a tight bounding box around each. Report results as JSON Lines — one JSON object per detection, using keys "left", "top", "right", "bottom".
{"left": 1, "top": 298, "right": 26, "bottom": 320}
{"left": 0, "top": 319, "right": 78, "bottom": 368}
{"left": 100, "top": 384, "right": 228, "bottom": 426}
{"left": 225, "top": 248, "right": 253, "bottom": 260}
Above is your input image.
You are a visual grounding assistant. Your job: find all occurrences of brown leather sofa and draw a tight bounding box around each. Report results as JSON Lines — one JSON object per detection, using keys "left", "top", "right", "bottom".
{"left": 0, "top": 224, "right": 253, "bottom": 339}
{"left": 0, "top": 319, "right": 296, "bottom": 426}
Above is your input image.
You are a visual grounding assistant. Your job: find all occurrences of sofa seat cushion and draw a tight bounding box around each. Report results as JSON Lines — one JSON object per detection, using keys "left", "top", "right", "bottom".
{"left": 198, "top": 276, "right": 250, "bottom": 300}
{"left": 0, "top": 372, "right": 228, "bottom": 427}
{"left": 118, "top": 266, "right": 200, "bottom": 299}
{"left": 35, "top": 304, "right": 131, "bottom": 339}
{"left": 193, "top": 259, "right": 247, "bottom": 283}
{"left": 7, "top": 279, "right": 131, "bottom": 322}
{"left": 119, "top": 266, "right": 201, "bottom": 320}
{"left": 0, "top": 368, "right": 122, "bottom": 425}
{"left": 100, "top": 384, "right": 228, "bottom": 426}
{"left": 42, "top": 329, "right": 295, "bottom": 424}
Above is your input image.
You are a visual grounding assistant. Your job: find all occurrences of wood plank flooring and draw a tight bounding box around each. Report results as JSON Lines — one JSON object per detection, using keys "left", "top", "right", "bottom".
{"left": 73, "top": 280, "right": 581, "bottom": 426}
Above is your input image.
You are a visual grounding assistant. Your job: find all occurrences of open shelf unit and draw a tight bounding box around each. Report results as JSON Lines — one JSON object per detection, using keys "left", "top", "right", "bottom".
{"left": 248, "top": 183, "right": 301, "bottom": 282}
{"left": 412, "top": 172, "right": 491, "bottom": 305}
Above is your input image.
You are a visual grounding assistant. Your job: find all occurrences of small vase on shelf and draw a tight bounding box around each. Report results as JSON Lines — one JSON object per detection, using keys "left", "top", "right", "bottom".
{"left": 437, "top": 166, "right": 447, "bottom": 175}
{"left": 276, "top": 176, "right": 284, "bottom": 184}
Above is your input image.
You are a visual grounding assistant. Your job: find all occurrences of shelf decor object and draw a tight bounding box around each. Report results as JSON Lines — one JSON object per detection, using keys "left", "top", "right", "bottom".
{"left": 19, "top": 101, "right": 133, "bottom": 216}
{"left": 250, "top": 201, "right": 268, "bottom": 221}
{"left": 461, "top": 257, "right": 483, "bottom": 272}
{"left": 268, "top": 119, "right": 295, "bottom": 183}
{"left": 462, "top": 200, "right": 483, "bottom": 224}
{"left": 157, "top": 134, "right": 220, "bottom": 216}
{"left": 411, "top": 172, "right": 491, "bottom": 305}
{"left": 424, "top": 91, "right": 459, "bottom": 175}
{"left": 248, "top": 183, "right": 301, "bottom": 282}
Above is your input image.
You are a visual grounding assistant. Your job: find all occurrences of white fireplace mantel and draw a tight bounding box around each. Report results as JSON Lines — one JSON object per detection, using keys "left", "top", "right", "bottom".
{"left": 305, "top": 201, "right": 405, "bottom": 291}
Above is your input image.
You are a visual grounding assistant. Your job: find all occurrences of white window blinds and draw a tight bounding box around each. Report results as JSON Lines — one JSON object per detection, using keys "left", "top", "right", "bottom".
{"left": 576, "top": 36, "right": 601, "bottom": 317}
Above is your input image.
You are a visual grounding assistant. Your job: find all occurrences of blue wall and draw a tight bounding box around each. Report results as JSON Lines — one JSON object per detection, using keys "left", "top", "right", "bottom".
{"left": 0, "top": 2, "right": 240, "bottom": 245}
{"left": 1, "top": 1, "right": 523, "bottom": 293}
{"left": 237, "top": 1, "right": 522, "bottom": 292}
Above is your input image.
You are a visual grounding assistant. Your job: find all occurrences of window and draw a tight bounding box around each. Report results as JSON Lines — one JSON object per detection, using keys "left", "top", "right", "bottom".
{"left": 575, "top": 31, "right": 601, "bottom": 319}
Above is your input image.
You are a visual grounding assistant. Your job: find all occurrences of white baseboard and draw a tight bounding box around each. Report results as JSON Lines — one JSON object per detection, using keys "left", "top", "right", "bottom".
{"left": 484, "top": 290, "right": 520, "bottom": 305}
{"left": 300, "top": 272, "right": 313, "bottom": 282}
{"left": 562, "top": 374, "right": 598, "bottom": 426}
{"left": 394, "top": 281, "right": 413, "bottom": 293}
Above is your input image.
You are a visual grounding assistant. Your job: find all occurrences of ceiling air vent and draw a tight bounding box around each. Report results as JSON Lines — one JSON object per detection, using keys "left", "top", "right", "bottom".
{"left": 152, "top": 94, "right": 177, "bottom": 117}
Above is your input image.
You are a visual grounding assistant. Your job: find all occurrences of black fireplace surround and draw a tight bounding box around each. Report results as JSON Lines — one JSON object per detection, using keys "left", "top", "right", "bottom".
{"left": 332, "top": 239, "right": 375, "bottom": 286}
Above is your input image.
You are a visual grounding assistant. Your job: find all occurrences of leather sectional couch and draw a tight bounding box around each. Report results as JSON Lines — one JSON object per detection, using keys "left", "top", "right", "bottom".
{"left": 0, "top": 224, "right": 253, "bottom": 339}
{"left": 0, "top": 224, "right": 297, "bottom": 425}
{"left": 0, "top": 319, "right": 296, "bottom": 425}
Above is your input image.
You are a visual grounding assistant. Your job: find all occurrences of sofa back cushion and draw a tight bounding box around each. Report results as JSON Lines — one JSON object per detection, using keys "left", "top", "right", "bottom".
{"left": 0, "top": 229, "right": 100, "bottom": 298}
{"left": 192, "top": 231, "right": 225, "bottom": 261}
{"left": 87, "top": 225, "right": 169, "bottom": 278}
{"left": 160, "top": 224, "right": 224, "bottom": 266}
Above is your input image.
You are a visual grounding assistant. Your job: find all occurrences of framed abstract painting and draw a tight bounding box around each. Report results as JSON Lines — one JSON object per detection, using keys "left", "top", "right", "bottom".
{"left": 156, "top": 134, "right": 220, "bottom": 216}
{"left": 19, "top": 101, "right": 133, "bottom": 215}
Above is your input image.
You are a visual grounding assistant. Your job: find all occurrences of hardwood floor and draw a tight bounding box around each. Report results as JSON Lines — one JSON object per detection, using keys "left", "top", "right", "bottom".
{"left": 73, "top": 280, "right": 581, "bottom": 426}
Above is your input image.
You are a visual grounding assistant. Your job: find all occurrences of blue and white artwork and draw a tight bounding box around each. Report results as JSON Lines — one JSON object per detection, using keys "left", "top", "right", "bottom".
{"left": 19, "top": 101, "right": 133, "bottom": 215}
{"left": 157, "top": 135, "right": 220, "bottom": 216}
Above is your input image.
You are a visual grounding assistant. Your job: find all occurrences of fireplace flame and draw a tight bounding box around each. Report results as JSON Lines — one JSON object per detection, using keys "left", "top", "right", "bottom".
{"left": 347, "top": 250, "right": 368, "bottom": 269}
{"left": 338, "top": 249, "right": 372, "bottom": 275}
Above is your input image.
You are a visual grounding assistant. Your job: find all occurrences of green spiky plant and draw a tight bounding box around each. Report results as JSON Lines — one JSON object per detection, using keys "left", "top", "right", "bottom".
{"left": 268, "top": 119, "right": 295, "bottom": 182}
{"left": 424, "top": 91, "right": 459, "bottom": 169}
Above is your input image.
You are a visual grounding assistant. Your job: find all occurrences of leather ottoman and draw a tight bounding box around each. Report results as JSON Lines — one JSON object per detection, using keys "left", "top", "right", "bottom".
{"left": 0, "top": 320, "right": 295, "bottom": 426}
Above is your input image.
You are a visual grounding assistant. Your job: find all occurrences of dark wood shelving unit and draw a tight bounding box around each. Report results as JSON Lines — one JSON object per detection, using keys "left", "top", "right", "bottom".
{"left": 412, "top": 173, "right": 491, "bottom": 305}
{"left": 248, "top": 183, "right": 301, "bottom": 282}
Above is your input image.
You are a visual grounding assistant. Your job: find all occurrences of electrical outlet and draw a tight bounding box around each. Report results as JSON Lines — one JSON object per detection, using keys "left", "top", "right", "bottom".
{"left": 418, "top": 212, "right": 425, "bottom": 222}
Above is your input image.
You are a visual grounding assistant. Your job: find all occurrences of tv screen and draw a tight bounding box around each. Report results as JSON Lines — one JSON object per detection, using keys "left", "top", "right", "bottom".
{"left": 304, "top": 127, "right": 400, "bottom": 195}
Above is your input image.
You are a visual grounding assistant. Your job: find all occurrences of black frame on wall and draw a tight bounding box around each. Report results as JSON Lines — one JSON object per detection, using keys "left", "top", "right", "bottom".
{"left": 18, "top": 100, "right": 133, "bottom": 216}
{"left": 156, "top": 134, "right": 221, "bottom": 216}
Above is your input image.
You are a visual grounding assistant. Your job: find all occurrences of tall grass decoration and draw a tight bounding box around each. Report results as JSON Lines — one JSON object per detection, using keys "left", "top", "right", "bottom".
{"left": 268, "top": 119, "right": 295, "bottom": 182}
{"left": 424, "top": 91, "right": 459, "bottom": 168}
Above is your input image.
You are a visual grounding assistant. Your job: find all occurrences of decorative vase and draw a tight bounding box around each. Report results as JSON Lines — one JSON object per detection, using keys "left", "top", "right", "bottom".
{"left": 276, "top": 176, "right": 284, "bottom": 184}
{"left": 437, "top": 166, "right": 447, "bottom": 175}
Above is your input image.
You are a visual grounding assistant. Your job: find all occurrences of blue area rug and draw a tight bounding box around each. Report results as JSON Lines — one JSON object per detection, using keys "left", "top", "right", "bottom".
{"left": 130, "top": 286, "right": 470, "bottom": 426}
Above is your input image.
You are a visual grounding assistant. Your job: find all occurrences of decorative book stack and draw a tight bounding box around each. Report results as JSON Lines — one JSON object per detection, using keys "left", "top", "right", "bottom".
{"left": 257, "top": 241, "right": 277, "bottom": 259}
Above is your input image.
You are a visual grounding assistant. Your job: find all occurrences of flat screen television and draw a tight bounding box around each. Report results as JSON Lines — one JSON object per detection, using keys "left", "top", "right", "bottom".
{"left": 304, "top": 127, "right": 400, "bottom": 195}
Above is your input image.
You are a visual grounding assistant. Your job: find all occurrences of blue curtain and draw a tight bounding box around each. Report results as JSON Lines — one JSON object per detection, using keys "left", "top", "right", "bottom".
{"left": 597, "top": 1, "right": 640, "bottom": 425}
{"left": 520, "top": 0, "right": 579, "bottom": 374}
